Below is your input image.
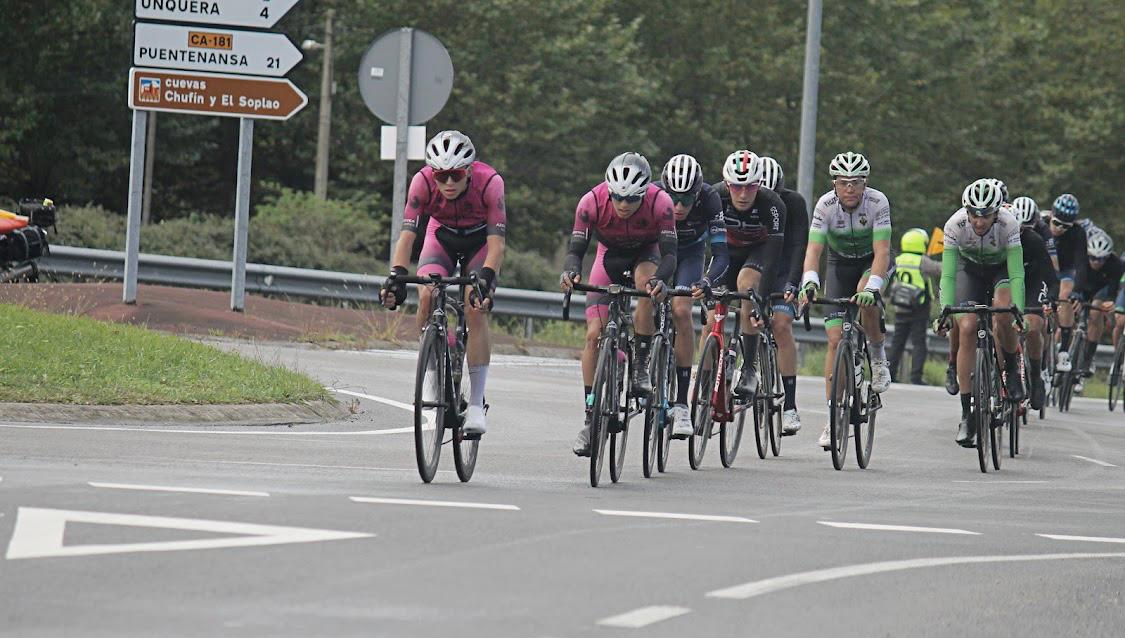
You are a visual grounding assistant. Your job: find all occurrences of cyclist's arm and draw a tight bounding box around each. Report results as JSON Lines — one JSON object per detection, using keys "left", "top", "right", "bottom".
{"left": 653, "top": 191, "right": 678, "bottom": 283}
{"left": 940, "top": 247, "right": 959, "bottom": 308}
{"left": 482, "top": 175, "right": 507, "bottom": 272}
{"left": 1073, "top": 229, "right": 1089, "bottom": 293}
{"left": 868, "top": 199, "right": 892, "bottom": 284}
{"left": 703, "top": 188, "right": 728, "bottom": 283}
{"left": 390, "top": 173, "right": 432, "bottom": 269}
{"left": 786, "top": 194, "right": 810, "bottom": 287}
{"left": 563, "top": 192, "right": 596, "bottom": 275}
{"left": 1006, "top": 244, "right": 1026, "bottom": 311}
{"left": 759, "top": 194, "right": 787, "bottom": 288}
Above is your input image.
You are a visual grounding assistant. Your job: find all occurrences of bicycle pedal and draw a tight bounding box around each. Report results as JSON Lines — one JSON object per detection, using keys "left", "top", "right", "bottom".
{"left": 670, "top": 433, "right": 689, "bottom": 440}
{"left": 461, "top": 432, "right": 482, "bottom": 441}
{"left": 608, "top": 421, "right": 624, "bottom": 434}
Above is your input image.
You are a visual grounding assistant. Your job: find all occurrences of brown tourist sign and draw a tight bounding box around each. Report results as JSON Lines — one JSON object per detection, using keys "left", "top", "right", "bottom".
{"left": 128, "top": 67, "right": 307, "bottom": 120}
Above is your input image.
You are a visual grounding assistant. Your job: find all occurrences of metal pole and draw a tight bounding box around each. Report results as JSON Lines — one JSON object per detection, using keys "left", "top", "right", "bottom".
{"left": 231, "top": 118, "right": 254, "bottom": 312}
{"left": 141, "top": 112, "right": 157, "bottom": 225}
{"left": 796, "top": 0, "right": 823, "bottom": 210}
{"left": 313, "top": 9, "right": 334, "bottom": 200}
{"left": 389, "top": 27, "right": 414, "bottom": 260}
{"left": 123, "top": 109, "right": 148, "bottom": 304}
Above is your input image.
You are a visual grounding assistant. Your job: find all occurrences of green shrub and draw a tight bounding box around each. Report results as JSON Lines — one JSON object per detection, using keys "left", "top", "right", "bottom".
{"left": 500, "top": 247, "right": 557, "bottom": 291}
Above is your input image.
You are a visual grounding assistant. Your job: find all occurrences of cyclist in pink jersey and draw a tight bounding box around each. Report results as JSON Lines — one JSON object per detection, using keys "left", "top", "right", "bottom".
{"left": 560, "top": 152, "right": 677, "bottom": 456}
{"left": 381, "top": 131, "right": 506, "bottom": 436}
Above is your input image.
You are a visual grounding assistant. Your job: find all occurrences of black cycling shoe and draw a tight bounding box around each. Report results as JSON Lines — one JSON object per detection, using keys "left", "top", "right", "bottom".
{"left": 945, "top": 363, "right": 959, "bottom": 396}
{"left": 956, "top": 417, "right": 976, "bottom": 448}
{"left": 630, "top": 367, "right": 653, "bottom": 397}
{"left": 1030, "top": 376, "right": 1045, "bottom": 410}
{"left": 1005, "top": 370, "right": 1026, "bottom": 402}
{"left": 734, "top": 367, "right": 760, "bottom": 399}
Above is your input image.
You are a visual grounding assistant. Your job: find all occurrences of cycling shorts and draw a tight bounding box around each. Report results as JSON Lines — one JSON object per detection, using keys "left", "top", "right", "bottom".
{"left": 955, "top": 260, "right": 1010, "bottom": 306}
{"left": 721, "top": 243, "right": 776, "bottom": 294}
{"left": 417, "top": 218, "right": 491, "bottom": 279}
{"left": 585, "top": 242, "right": 660, "bottom": 322}
{"left": 673, "top": 240, "right": 705, "bottom": 290}
{"left": 821, "top": 253, "right": 894, "bottom": 324}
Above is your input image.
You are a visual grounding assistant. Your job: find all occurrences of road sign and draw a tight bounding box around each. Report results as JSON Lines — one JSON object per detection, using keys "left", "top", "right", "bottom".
{"left": 134, "top": 22, "right": 302, "bottom": 77}
{"left": 134, "top": 0, "right": 301, "bottom": 29}
{"left": 380, "top": 125, "right": 426, "bottom": 160}
{"left": 129, "top": 68, "right": 307, "bottom": 120}
{"left": 357, "top": 28, "right": 453, "bottom": 125}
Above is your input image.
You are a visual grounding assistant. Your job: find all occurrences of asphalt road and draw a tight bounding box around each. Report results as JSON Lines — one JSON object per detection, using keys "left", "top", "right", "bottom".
{"left": 2, "top": 342, "right": 1124, "bottom": 637}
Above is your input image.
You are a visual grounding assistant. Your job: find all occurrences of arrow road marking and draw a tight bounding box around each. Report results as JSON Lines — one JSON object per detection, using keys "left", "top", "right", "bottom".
{"left": 597, "top": 606, "right": 691, "bottom": 628}
{"left": 5, "top": 507, "right": 371, "bottom": 560}
{"left": 817, "top": 521, "right": 980, "bottom": 535}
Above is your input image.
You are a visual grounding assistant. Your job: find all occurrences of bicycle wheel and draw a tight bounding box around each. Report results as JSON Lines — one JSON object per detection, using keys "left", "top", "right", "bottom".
{"left": 828, "top": 341, "right": 853, "bottom": 471}
{"left": 768, "top": 347, "right": 783, "bottom": 457}
{"left": 608, "top": 347, "right": 633, "bottom": 484}
{"left": 589, "top": 341, "right": 614, "bottom": 487}
{"left": 1109, "top": 339, "right": 1125, "bottom": 411}
{"left": 656, "top": 351, "right": 674, "bottom": 474}
{"left": 690, "top": 335, "right": 719, "bottom": 470}
{"left": 642, "top": 336, "right": 665, "bottom": 478}
{"left": 855, "top": 351, "right": 876, "bottom": 469}
{"left": 414, "top": 327, "right": 446, "bottom": 483}
{"left": 1008, "top": 395, "right": 1020, "bottom": 458}
{"left": 974, "top": 348, "right": 992, "bottom": 473}
{"left": 720, "top": 337, "right": 746, "bottom": 468}
{"left": 451, "top": 358, "right": 479, "bottom": 482}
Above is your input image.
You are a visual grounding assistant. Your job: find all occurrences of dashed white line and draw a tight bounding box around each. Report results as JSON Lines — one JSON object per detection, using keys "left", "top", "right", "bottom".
{"left": 0, "top": 423, "right": 396, "bottom": 436}
{"left": 1037, "top": 533, "right": 1125, "bottom": 544}
{"left": 817, "top": 521, "right": 980, "bottom": 535}
{"left": 350, "top": 496, "right": 520, "bottom": 511}
{"left": 88, "top": 482, "right": 269, "bottom": 497}
{"left": 1071, "top": 455, "right": 1117, "bottom": 468}
{"left": 952, "top": 480, "right": 1048, "bottom": 484}
{"left": 706, "top": 552, "right": 1125, "bottom": 600}
{"left": 594, "top": 509, "right": 756, "bottom": 523}
{"left": 596, "top": 606, "right": 691, "bottom": 628}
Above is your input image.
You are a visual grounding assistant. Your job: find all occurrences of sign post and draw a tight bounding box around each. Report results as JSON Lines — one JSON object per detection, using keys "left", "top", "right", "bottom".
{"left": 231, "top": 119, "right": 254, "bottom": 311}
{"left": 391, "top": 28, "right": 413, "bottom": 259}
{"left": 123, "top": 110, "right": 148, "bottom": 304}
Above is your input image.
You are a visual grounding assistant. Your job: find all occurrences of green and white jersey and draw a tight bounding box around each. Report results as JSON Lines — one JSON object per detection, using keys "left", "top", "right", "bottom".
{"left": 942, "top": 208, "right": 1021, "bottom": 266}
{"left": 809, "top": 187, "right": 892, "bottom": 259}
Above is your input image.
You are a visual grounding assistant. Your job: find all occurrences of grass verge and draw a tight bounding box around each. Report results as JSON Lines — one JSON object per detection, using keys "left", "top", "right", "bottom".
{"left": 0, "top": 304, "right": 329, "bottom": 405}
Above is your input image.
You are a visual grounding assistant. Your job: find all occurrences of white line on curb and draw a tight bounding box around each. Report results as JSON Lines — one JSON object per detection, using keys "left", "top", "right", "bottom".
{"left": 817, "top": 521, "right": 980, "bottom": 535}
{"left": 594, "top": 509, "right": 756, "bottom": 523}
{"left": 89, "top": 482, "right": 269, "bottom": 497}
{"left": 1071, "top": 455, "right": 1117, "bottom": 467}
{"left": 597, "top": 606, "right": 691, "bottom": 628}
{"left": 350, "top": 497, "right": 519, "bottom": 511}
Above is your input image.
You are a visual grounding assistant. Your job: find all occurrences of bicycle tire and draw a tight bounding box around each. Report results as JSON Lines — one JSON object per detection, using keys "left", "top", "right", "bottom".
{"left": 609, "top": 347, "right": 633, "bottom": 484}
{"left": 1109, "top": 339, "right": 1125, "bottom": 412}
{"left": 752, "top": 371, "right": 769, "bottom": 461}
{"left": 855, "top": 351, "right": 876, "bottom": 469}
{"left": 589, "top": 341, "right": 613, "bottom": 487}
{"left": 451, "top": 353, "right": 479, "bottom": 482}
{"left": 829, "top": 340, "right": 853, "bottom": 471}
{"left": 690, "top": 336, "right": 719, "bottom": 470}
{"left": 720, "top": 337, "right": 746, "bottom": 468}
{"left": 657, "top": 353, "right": 673, "bottom": 473}
{"left": 642, "top": 335, "right": 664, "bottom": 478}
{"left": 1009, "top": 395, "right": 1020, "bottom": 458}
{"left": 768, "top": 346, "right": 783, "bottom": 457}
{"left": 974, "top": 348, "right": 992, "bottom": 473}
{"left": 414, "top": 327, "right": 446, "bottom": 483}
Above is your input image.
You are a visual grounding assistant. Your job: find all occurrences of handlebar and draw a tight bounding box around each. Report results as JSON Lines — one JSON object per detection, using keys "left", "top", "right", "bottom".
{"left": 389, "top": 273, "right": 477, "bottom": 287}
{"left": 800, "top": 296, "right": 887, "bottom": 334}
{"left": 561, "top": 281, "right": 655, "bottom": 322}
{"left": 936, "top": 304, "right": 1025, "bottom": 332}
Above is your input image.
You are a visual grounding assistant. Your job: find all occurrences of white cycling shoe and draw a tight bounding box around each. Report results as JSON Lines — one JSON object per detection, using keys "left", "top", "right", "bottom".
{"left": 782, "top": 409, "right": 801, "bottom": 435}
{"left": 1056, "top": 351, "right": 1072, "bottom": 373}
{"left": 463, "top": 405, "right": 487, "bottom": 435}
{"left": 671, "top": 404, "right": 693, "bottom": 438}
{"left": 817, "top": 424, "right": 831, "bottom": 449}
{"left": 871, "top": 359, "right": 892, "bottom": 393}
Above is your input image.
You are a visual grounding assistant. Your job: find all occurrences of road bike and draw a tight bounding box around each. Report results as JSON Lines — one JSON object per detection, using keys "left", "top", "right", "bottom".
{"left": 563, "top": 281, "right": 650, "bottom": 487}
{"left": 937, "top": 304, "right": 1024, "bottom": 473}
{"left": 640, "top": 288, "right": 694, "bottom": 478}
{"left": 1055, "top": 302, "right": 1096, "bottom": 413}
{"left": 747, "top": 291, "right": 789, "bottom": 460}
{"left": 1108, "top": 320, "right": 1125, "bottom": 412}
{"left": 387, "top": 271, "right": 482, "bottom": 483}
{"left": 803, "top": 297, "right": 885, "bottom": 470}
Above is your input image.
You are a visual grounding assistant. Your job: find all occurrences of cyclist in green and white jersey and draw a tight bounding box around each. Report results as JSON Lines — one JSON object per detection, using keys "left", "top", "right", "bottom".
{"left": 797, "top": 151, "right": 893, "bottom": 450}
{"left": 934, "top": 178, "right": 1025, "bottom": 447}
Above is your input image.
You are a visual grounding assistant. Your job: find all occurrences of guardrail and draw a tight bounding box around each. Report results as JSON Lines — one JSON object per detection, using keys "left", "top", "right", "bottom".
{"left": 35, "top": 245, "right": 1116, "bottom": 364}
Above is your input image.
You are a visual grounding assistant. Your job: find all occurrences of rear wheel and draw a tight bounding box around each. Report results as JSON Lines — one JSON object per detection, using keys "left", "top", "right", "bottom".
{"left": 589, "top": 342, "right": 614, "bottom": 487}
{"left": 855, "top": 351, "right": 876, "bottom": 469}
{"left": 1109, "top": 339, "right": 1125, "bottom": 411}
{"left": 690, "top": 336, "right": 720, "bottom": 470}
{"left": 828, "top": 341, "right": 853, "bottom": 471}
{"left": 414, "top": 328, "right": 446, "bottom": 483}
{"left": 752, "top": 341, "right": 771, "bottom": 460}
{"left": 767, "top": 346, "right": 783, "bottom": 457}
{"left": 656, "top": 359, "right": 674, "bottom": 474}
{"left": 720, "top": 338, "right": 746, "bottom": 468}
{"left": 974, "top": 349, "right": 993, "bottom": 473}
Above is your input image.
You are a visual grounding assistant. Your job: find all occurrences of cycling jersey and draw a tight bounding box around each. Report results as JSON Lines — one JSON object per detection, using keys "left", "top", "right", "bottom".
{"left": 564, "top": 182, "right": 678, "bottom": 284}
{"left": 403, "top": 161, "right": 506, "bottom": 236}
{"left": 1029, "top": 216, "right": 1057, "bottom": 258}
{"left": 1077, "top": 218, "right": 1102, "bottom": 237}
{"left": 776, "top": 187, "right": 810, "bottom": 289}
{"left": 714, "top": 182, "right": 787, "bottom": 289}
{"left": 1021, "top": 227, "right": 1058, "bottom": 304}
{"left": 1051, "top": 223, "right": 1088, "bottom": 289}
{"left": 1083, "top": 253, "right": 1125, "bottom": 300}
{"left": 809, "top": 187, "right": 892, "bottom": 259}
{"left": 940, "top": 208, "right": 1026, "bottom": 310}
{"left": 655, "top": 180, "right": 728, "bottom": 285}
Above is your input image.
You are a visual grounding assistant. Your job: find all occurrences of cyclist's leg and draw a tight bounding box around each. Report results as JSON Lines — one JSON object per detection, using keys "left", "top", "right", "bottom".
{"left": 461, "top": 240, "right": 494, "bottom": 426}
{"left": 1057, "top": 273, "right": 1076, "bottom": 367}
{"left": 416, "top": 219, "right": 457, "bottom": 335}
{"left": 955, "top": 262, "right": 989, "bottom": 438}
{"left": 991, "top": 278, "right": 1025, "bottom": 400}
{"left": 857, "top": 260, "right": 892, "bottom": 391}
{"left": 734, "top": 265, "right": 764, "bottom": 396}
{"left": 672, "top": 242, "right": 704, "bottom": 408}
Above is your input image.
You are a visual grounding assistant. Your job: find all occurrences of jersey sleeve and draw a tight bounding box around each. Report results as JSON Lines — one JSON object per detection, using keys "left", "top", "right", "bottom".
{"left": 942, "top": 215, "right": 962, "bottom": 251}
{"left": 563, "top": 191, "right": 597, "bottom": 274}
{"left": 940, "top": 247, "right": 959, "bottom": 308}
{"left": 704, "top": 188, "right": 726, "bottom": 242}
{"left": 653, "top": 190, "right": 679, "bottom": 283}
{"left": 402, "top": 172, "right": 431, "bottom": 233}
{"left": 482, "top": 174, "right": 507, "bottom": 237}
{"left": 872, "top": 195, "right": 892, "bottom": 243}
{"left": 808, "top": 197, "right": 828, "bottom": 245}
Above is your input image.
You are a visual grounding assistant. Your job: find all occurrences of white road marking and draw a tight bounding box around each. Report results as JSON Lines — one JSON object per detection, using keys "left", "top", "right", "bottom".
{"left": 817, "top": 521, "right": 980, "bottom": 535}
{"left": 594, "top": 509, "right": 756, "bottom": 523}
{"left": 1071, "top": 455, "right": 1117, "bottom": 467}
{"left": 327, "top": 387, "right": 434, "bottom": 433}
{"left": 5, "top": 507, "right": 371, "bottom": 560}
{"left": 351, "top": 496, "right": 520, "bottom": 511}
{"left": 706, "top": 552, "right": 1125, "bottom": 600}
{"left": 596, "top": 606, "right": 691, "bottom": 628}
{"left": 192, "top": 459, "right": 455, "bottom": 474}
{"left": 0, "top": 423, "right": 397, "bottom": 436}
{"left": 1037, "top": 534, "right": 1125, "bottom": 544}
{"left": 952, "top": 480, "right": 1048, "bottom": 484}
{"left": 88, "top": 482, "right": 269, "bottom": 497}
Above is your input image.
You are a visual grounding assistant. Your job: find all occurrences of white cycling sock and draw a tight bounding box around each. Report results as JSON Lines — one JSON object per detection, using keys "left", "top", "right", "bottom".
{"left": 871, "top": 340, "right": 887, "bottom": 361}
{"left": 468, "top": 364, "right": 488, "bottom": 407}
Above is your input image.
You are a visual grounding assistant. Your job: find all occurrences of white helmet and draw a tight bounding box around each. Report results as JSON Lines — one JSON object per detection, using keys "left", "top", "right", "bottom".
{"left": 758, "top": 156, "right": 784, "bottom": 191}
{"left": 661, "top": 154, "right": 702, "bottom": 194}
{"left": 962, "top": 178, "right": 1005, "bottom": 216}
{"left": 1011, "top": 196, "right": 1039, "bottom": 225}
{"left": 722, "top": 150, "right": 761, "bottom": 185}
{"left": 989, "top": 178, "right": 1010, "bottom": 204}
{"left": 1087, "top": 230, "right": 1114, "bottom": 259}
{"left": 425, "top": 130, "right": 476, "bottom": 170}
{"left": 605, "top": 152, "right": 652, "bottom": 199}
{"left": 828, "top": 151, "right": 870, "bottom": 178}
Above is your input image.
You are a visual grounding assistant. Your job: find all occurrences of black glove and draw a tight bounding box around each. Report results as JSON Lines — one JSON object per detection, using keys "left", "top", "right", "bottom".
{"left": 646, "top": 278, "right": 667, "bottom": 297}
{"left": 471, "top": 267, "right": 496, "bottom": 309}
{"left": 784, "top": 281, "right": 799, "bottom": 299}
{"left": 382, "top": 265, "right": 408, "bottom": 309}
{"left": 692, "top": 278, "right": 712, "bottom": 298}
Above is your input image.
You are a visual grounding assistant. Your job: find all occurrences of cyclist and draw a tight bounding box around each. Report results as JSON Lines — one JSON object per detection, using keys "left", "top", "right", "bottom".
{"left": 1046, "top": 194, "right": 1087, "bottom": 374}
{"left": 561, "top": 152, "right": 677, "bottom": 456}
{"left": 798, "top": 151, "right": 893, "bottom": 450}
{"left": 934, "top": 178, "right": 1025, "bottom": 447}
{"left": 1073, "top": 230, "right": 1123, "bottom": 391}
{"left": 714, "top": 150, "right": 788, "bottom": 400}
{"left": 887, "top": 228, "right": 940, "bottom": 385}
{"left": 656, "top": 154, "right": 727, "bottom": 438}
{"left": 380, "top": 131, "right": 505, "bottom": 436}
{"left": 758, "top": 156, "right": 808, "bottom": 435}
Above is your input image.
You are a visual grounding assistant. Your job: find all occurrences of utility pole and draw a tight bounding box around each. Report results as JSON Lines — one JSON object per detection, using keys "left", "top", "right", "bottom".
{"left": 797, "top": 0, "right": 823, "bottom": 210}
{"left": 308, "top": 8, "right": 335, "bottom": 200}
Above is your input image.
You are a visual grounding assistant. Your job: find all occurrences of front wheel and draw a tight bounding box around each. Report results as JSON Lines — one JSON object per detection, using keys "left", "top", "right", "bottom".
{"left": 828, "top": 341, "right": 854, "bottom": 471}
{"left": 974, "top": 349, "right": 993, "bottom": 473}
{"left": 1109, "top": 339, "right": 1125, "bottom": 412}
{"left": 855, "top": 352, "right": 877, "bottom": 469}
{"left": 642, "top": 336, "right": 666, "bottom": 478}
{"left": 589, "top": 341, "right": 614, "bottom": 487}
{"left": 414, "top": 328, "right": 446, "bottom": 483}
{"left": 690, "top": 336, "right": 720, "bottom": 470}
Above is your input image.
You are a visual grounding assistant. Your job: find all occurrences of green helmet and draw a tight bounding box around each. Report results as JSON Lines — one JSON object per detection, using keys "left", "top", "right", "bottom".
{"left": 901, "top": 227, "right": 928, "bottom": 254}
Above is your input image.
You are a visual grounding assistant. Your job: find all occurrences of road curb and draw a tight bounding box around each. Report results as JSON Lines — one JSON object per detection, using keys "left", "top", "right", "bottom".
{"left": 0, "top": 399, "right": 348, "bottom": 427}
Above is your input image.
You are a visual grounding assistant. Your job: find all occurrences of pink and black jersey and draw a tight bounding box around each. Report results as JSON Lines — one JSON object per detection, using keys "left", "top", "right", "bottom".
{"left": 402, "top": 161, "right": 506, "bottom": 236}
{"left": 571, "top": 182, "right": 676, "bottom": 252}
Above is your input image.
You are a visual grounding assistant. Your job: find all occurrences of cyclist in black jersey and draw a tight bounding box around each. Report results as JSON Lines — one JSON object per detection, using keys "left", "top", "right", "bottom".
{"left": 714, "top": 150, "right": 787, "bottom": 400}
{"left": 1075, "top": 231, "right": 1123, "bottom": 388}
{"left": 758, "top": 156, "right": 808, "bottom": 435}
{"left": 1047, "top": 193, "right": 1087, "bottom": 373}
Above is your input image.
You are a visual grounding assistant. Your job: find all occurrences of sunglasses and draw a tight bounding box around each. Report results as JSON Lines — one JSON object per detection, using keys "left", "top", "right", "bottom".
{"left": 433, "top": 169, "right": 468, "bottom": 184}
{"left": 669, "top": 191, "right": 697, "bottom": 207}
{"left": 1050, "top": 218, "right": 1073, "bottom": 229}
{"left": 726, "top": 182, "right": 758, "bottom": 193}
{"left": 966, "top": 207, "right": 998, "bottom": 218}
{"left": 610, "top": 193, "right": 643, "bottom": 203}
{"left": 1091, "top": 255, "right": 1107, "bottom": 262}
{"left": 833, "top": 178, "right": 866, "bottom": 191}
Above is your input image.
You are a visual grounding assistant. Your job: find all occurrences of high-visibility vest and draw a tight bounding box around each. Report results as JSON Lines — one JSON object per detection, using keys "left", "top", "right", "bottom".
{"left": 893, "top": 252, "right": 931, "bottom": 306}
